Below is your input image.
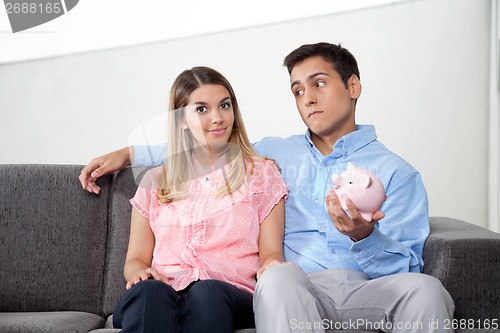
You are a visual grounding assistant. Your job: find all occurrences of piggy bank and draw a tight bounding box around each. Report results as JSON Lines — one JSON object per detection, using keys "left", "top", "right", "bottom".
{"left": 330, "top": 162, "right": 386, "bottom": 222}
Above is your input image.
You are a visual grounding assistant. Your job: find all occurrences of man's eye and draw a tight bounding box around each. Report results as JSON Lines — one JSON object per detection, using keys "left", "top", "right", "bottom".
{"left": 316, "top": 81, "right": 325, "bottom": 88}
{"left": 294, "top": 89, "right": 304, "bottom": 96}
{"left": 196, "top": 106, "right": 208, "bottom": 113}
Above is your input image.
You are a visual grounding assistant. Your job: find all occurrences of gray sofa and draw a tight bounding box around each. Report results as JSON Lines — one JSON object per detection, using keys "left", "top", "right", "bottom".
{"left": 0, "top": 164, "right": 499, "bottom": 333}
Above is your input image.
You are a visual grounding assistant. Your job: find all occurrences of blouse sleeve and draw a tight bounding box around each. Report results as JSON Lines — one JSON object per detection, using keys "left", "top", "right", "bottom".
{"left": 129, "top": 167, "right": 163, "bottom": 219}
{"left": 130, "top": 186, "right": 152, "bottom": 220}
{"left": 251, "top": 159, "right": 288, "bottom": 223}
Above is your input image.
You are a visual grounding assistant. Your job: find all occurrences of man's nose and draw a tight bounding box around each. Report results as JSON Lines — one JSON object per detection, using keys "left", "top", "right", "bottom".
{"left": 303, "top": 89, "right": 317, "bottom": 106}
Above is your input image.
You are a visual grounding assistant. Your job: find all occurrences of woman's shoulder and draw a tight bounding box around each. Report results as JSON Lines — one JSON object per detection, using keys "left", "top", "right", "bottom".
{"left": 244, "top": 157, "right": 288, "bottom": 200}
{"left": 246, "top": 156, "right": 279, "bottom": 171}
{"left": 245, "top": 157, "right": 283, "bottom": 185}
{"left": 136, "top": 166, "right": 165, "bottom": 192}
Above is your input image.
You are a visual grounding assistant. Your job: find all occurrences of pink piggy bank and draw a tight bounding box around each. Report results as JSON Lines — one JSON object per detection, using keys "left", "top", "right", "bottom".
{"left": 330, "top": 162, "right": 386, "bottom": 222}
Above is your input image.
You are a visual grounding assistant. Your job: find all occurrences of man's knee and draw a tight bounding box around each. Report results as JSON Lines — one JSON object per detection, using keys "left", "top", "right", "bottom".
{"left": 255, "top": 264, "right": 309, "bottom": 301}
{"left": 400, "top": 273, "right": 454, "bottom": 309}
{"left": 405, "top": 274, "right": 446, "bottom": 294}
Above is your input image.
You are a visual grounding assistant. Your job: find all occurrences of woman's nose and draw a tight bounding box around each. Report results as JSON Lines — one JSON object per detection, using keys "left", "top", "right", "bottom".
{"left": 211, "top": 109, "right": 222, "bottom": 123}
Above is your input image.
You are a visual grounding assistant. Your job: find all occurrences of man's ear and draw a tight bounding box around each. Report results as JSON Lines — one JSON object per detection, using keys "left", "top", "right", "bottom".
{"left": 349, "top": 74, "right": 362, "bottom": 100}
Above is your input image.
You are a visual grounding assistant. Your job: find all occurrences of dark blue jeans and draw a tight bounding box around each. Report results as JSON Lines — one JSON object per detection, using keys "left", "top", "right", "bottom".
{"left": 113, "top": 279, "right": 255, "bottom": 333}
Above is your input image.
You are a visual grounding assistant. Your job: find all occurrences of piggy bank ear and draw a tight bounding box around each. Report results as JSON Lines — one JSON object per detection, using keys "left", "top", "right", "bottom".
{"left": 331, "top": 174, "right": 344, "bottom": 188}
{"left": 359, "top": 174, "right": 371, "bottom": 189}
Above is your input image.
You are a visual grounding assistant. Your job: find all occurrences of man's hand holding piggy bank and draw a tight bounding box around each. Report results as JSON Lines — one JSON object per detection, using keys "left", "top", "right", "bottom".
{"left": 330, "top": 162, "right": 386, "bottom": 222}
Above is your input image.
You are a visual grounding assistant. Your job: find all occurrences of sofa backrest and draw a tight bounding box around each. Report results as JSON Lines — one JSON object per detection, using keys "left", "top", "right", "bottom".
{"left": 0, "top": 165, "right": 113, "bottom": 314}
{"left": 101, "top": 167, "right": 138, "bottom": 316}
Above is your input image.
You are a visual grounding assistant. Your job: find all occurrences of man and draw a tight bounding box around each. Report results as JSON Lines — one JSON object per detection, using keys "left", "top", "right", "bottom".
{"left": 80, "top": 42, "right": 454, "bottom": 333}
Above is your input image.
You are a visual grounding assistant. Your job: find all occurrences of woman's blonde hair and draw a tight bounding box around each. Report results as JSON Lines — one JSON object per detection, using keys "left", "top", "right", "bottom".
{"left": 157, "top": 66, "right": 260, "bottom": 203}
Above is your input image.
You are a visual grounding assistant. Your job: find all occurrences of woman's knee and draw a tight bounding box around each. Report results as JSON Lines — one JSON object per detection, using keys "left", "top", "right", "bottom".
{"left": 134, "top": 279, "right": 174, "bottom": 294}
{"left": 181, "top": 280, "right": 244, "bottom": 331}
{"left": 185, "top": 280, "right": 236, "bottom": 308}
{"left": 124, "top": 279, "right": 178, "bottom": 305}
{"left": 113, "top": 280, "right": 179, "bottom": 329}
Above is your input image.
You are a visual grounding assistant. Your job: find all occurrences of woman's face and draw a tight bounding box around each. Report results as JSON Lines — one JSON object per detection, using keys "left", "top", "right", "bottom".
{"left": 183, "top": 84, "right": 235, "bottom": 149}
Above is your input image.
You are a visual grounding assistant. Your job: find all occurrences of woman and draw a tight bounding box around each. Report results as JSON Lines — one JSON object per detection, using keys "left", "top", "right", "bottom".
{"left": 112, "top": 66, "right": 288, "bottom": 333}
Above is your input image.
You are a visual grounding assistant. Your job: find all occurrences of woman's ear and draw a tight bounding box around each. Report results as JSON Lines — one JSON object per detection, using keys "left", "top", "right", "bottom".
{"left": 180, "top": 117, "right": 188, "bottom": 130}
{"left": 349, "top": 74, "right": 362, "bottom": 100}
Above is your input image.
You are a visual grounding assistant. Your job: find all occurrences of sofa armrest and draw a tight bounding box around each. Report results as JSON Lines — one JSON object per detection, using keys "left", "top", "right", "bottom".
{"left": 423, "top": 217, "right": 500, "bottom": 325}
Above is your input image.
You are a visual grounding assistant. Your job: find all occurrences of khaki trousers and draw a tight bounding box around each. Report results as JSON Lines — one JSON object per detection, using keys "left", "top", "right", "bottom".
{"left": 253, "top": 264, "right": 454, "bottom": 333}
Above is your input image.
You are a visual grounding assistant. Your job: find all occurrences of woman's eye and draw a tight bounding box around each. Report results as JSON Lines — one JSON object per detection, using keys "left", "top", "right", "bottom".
{"left": 220, "top": 102, "right": 231, "bottom": 109}
{"left": 196, "top": 106, "right": 208, "bottom": 113}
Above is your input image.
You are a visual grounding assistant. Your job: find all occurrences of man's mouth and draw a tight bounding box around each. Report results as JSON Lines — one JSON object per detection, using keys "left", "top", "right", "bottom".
{"left": 308, "top": 111, "right": 323, "bottom": 118}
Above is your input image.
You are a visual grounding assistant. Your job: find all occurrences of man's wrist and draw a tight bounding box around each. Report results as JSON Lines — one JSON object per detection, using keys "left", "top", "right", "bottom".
{"left": 127, "top": 146, "right": 135, "bottom": 166}
{"left": 350, "top": 228, "right": 374, "bottom": 242}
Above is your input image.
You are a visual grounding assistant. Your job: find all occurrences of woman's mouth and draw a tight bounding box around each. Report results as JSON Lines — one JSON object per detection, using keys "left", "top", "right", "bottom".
{"left": 209, "top": 128, "right": 226, "bottom": 136}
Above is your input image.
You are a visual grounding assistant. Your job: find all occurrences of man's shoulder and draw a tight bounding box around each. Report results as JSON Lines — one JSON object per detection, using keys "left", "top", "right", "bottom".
{"left": 360, "top": 140, "right": 422, "bottom": 187}
{"left": 257, "top": 134, "right": 304, "bottom": 145}
{"left": 371, "top": 140, "right": 418, "bottom": 171}
{"left": 253, "top": 134, "right": 306, "bottom": 155}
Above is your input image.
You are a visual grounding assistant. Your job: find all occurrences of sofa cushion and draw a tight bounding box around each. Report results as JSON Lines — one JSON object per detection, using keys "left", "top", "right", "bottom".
{"left": 0, "top": 311, "right": 104, "bottom": 333}
{"left": 0, "top": 165, "right": 112, "bottom": 314}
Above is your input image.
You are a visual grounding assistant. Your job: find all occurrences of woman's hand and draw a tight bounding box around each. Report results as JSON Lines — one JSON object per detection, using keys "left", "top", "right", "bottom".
{"left": 126, "top": 267, "right": 172, "bottom": 290}
{"left": 256, "top": 259, "right": 295, "bottom": 280}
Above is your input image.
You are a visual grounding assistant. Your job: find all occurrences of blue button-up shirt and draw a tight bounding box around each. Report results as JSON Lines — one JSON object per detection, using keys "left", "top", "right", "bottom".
{"left": 133, "top": 125, "right": 429, "bottom": 278}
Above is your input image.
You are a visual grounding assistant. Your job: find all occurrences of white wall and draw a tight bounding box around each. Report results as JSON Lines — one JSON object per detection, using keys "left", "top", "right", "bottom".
{"left": 0, "top": 0, "right": 410, "bottom": 63}
{"left": 0, "top": 0, "right": 493, "bottom": 228}
{"left": 489, "top": 0, "right": 500, "bottom": 233}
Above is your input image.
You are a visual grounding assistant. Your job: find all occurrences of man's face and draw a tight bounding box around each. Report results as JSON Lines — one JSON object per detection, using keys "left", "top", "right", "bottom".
{"left": 290, "top": 56, "right": 359, "bottom": 141}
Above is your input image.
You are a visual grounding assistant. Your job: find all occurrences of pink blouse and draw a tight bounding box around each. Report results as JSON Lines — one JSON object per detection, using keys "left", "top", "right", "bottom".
{"left": 130, "top": 158, "right": 287, "bottom": 294}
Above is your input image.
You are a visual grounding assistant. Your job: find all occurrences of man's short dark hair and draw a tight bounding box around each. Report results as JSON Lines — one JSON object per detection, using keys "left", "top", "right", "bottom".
{"left": 283, "top": 42, "right": 360, "bottom": 88}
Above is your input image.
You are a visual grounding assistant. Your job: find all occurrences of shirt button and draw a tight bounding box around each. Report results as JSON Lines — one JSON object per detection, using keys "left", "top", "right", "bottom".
{"left": 354, "top": 248, "right": 361, "bottom": 253}
{"left": 319, "top": 225, "right": 326, "bottom": 231}
{"left": 321, "top": 162, "right": 327, "bottom": 167}
{"left": 314, "top": 198, "right": 320, "bottom": 204}
{"left": 330, "top": 249, "right": 336, "bottom": 254}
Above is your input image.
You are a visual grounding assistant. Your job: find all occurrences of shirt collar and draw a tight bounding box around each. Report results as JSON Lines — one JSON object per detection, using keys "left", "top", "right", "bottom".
{"left": 304, "top": 124, "right": 377, "bottom": 158}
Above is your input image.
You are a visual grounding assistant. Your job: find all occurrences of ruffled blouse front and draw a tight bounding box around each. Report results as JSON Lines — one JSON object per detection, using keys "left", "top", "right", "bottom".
{"left": 130, "top": 158, "right": 287, "bottom": 294}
